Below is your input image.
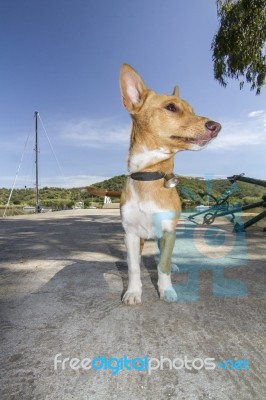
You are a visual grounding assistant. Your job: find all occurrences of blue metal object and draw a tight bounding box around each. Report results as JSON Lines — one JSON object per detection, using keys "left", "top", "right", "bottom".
{"left": 188, "top": 173, "right": 266, "bottom": 232}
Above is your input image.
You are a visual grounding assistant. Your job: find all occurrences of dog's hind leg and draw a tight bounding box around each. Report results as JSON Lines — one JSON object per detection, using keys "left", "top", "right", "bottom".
{"left": 157, "top": 231, "right": 178, "bottom": 302}
{"left": 122, "top": 232, "right": 142, "bottom": 305}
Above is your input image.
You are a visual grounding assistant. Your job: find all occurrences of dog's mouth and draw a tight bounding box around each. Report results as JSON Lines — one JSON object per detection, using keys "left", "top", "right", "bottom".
{"left": 170, "top": 135, "right": 213, "bottom": 147}
{"left": 170, "top": 120, "right": 221, "bottom": 147}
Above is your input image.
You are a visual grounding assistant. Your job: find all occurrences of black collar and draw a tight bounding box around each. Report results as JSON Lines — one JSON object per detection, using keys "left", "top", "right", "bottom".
{"left": 130, "top": 171, "right": 165, "bottom": 181}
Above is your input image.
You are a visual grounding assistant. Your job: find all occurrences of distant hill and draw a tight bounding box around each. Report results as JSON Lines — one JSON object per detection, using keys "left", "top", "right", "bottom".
{"left": 1, "top": 174, "right": 265, "bottom": 214}
{"left": 89, "top": 175, "right": 127, "bottom": 192}
{"left": 88, "top": 174, "right": 265, "bottom": 207}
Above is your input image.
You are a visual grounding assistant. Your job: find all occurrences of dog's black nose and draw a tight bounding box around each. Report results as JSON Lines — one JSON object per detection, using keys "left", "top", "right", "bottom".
{"left": 205, "top": 121, "right": 221, "bottom": 137}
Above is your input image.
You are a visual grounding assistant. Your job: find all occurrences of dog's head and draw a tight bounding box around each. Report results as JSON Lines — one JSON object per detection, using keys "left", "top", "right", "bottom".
{"left": 120, "top": 64, "right": 221, "bottom": 153}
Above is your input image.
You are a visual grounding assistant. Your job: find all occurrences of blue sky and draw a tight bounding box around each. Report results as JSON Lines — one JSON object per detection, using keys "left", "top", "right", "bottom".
{"left": 1, "top": 0, "right": 266, "bottom": 188}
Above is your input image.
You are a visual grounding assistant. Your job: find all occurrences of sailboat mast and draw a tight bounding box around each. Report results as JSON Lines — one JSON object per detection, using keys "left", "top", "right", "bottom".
{"left": 35, "top": 111, "right": 39, "bottom": 213}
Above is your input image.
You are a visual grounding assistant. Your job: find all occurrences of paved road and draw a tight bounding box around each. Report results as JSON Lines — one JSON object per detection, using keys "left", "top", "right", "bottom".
{"left": 0, "top": 209, "right": 265, "bottom": 399}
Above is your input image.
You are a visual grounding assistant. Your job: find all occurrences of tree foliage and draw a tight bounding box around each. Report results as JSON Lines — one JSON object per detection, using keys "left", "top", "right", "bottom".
{"left": 212, "top": 0, "right": 266, "bottom": 94}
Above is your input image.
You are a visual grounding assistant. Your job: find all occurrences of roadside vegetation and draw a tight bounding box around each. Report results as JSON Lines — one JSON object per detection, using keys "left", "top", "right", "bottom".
{"left": 1, "top": 175, "right": 265, "bottom": 216}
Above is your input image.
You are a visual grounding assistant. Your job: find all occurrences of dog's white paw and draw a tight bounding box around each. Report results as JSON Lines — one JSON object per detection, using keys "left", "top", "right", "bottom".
{"left": 160, "top": 285, "right": 178, "bottom": 302}
{"left": 122, "top": 291, "right": 142, "bottom": 305}
{"left": 158, "top": 267, "right": 178, "bottom": 302}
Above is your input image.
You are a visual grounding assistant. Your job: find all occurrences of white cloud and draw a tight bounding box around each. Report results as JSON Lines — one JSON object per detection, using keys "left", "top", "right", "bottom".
{"left": 247, "top": 110, "right": 265, "bottom": 118}
{"left": 207, "top": 110, "right": 266, "bottom": 151}
{"left": 39, "top": 175, "right": 110, "bottom": 188}
{"left": 58, "top": 112, "right": 266, "bottom": 153}
{"left": 1, "top": 175, "right": 110, "bottom": 188}
{"left": 58, "top": 117, "right": 130, "bottom": 148}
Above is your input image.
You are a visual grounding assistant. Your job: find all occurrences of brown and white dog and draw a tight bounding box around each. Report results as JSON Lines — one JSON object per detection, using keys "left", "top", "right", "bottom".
{"left": 119, "top": 64, "right": 221, "bottom": 305}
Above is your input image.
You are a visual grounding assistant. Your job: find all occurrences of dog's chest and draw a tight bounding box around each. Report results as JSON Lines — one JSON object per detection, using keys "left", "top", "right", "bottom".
{"left": 121, "top": 199, "right": 162, "bottom": 239}
{"left": 121, "top": 181, "right": 174, "bottom": 239}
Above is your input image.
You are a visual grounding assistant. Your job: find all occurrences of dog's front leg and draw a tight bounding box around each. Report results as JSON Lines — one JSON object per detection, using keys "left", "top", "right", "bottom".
{"left": 123, "top": 232, "right": 142, "bottom": 305}
{"left": 158, "top": 230, "right": 178, "bottom": 302}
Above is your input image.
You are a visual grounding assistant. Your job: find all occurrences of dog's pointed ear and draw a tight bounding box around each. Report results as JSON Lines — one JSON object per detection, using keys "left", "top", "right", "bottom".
{"left": 172, "top": 86, "right": 179, "bottom": 97}
{"left": 120, "top": 64, "right": 147, "bottom": 112}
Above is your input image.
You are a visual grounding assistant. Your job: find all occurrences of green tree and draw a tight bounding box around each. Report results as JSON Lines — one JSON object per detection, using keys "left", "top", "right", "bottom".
{"left": 212, "top": 0, "right": 266, "bottom": 94}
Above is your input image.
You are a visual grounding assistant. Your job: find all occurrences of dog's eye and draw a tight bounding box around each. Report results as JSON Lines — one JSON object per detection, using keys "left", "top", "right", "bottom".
{"left": 165, "top": 103, "right": 178, "bottom": 112}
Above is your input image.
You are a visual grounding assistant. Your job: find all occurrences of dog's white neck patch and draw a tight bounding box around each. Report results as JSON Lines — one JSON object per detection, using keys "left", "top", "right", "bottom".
{"left": 129, "top": 146, "right": 171, "bottom": 172}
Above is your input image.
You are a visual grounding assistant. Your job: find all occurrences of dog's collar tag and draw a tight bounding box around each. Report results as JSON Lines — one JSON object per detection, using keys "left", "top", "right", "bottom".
{"left": 164, "top": 173, "right": 179, "bottom": 188}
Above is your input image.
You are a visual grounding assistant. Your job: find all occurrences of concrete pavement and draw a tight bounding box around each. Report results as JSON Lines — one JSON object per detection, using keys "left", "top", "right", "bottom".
{"left": 0, "top": 209, "right": 265, "bottom": 399}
